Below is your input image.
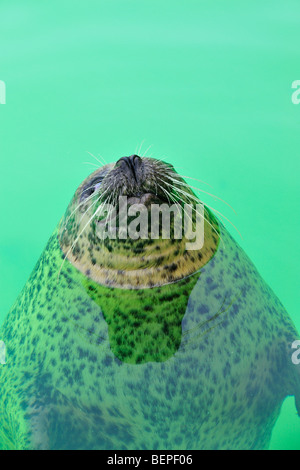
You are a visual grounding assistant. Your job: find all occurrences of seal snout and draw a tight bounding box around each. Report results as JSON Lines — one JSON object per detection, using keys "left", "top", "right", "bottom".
{"left": 111, "top": 155, "right": 170, "bottom": 204}
{"left": 115, "top": 154, "right": 142, "bottom": 184}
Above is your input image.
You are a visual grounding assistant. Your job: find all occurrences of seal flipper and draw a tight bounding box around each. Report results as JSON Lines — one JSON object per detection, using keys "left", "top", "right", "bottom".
{"left": 27, "top": 386, "right": 113, "bottom": 450}
{"left": 28, "top": 399, "right": 50, "bottom": 450}
{"left": 27, "top": 390, "right": 80, "bottom": 450}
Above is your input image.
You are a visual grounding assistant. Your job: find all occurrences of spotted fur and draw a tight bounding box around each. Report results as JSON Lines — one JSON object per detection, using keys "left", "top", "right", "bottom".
{"left": 0, "top": 157, "right": 299, "bottom": 450}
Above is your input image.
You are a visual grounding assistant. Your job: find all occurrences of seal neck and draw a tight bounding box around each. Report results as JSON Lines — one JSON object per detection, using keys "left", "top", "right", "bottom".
{"left": 59, "top": 206, "right": 220, "bottom": 289}
{"left": 82, "top": 271, "right": 200, "bottom": 364}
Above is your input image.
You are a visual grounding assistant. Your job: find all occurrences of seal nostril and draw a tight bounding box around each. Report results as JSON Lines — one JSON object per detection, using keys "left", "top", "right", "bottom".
{"left": 131, "top": 154, "right": 142, "bottom": 165}
{"left": 116, "top": 155, "right": 141, "bottom": 167}
{"left": 115, "top": 155, "right": 142, "bottom": 182}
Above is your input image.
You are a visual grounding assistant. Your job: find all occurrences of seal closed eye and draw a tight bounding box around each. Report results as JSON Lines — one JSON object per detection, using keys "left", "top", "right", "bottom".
{"left": 80, "top": 176, "right": 105, "bottom": 200}
{"left": 0, "top": 154, "right": 299, "bottom": 450}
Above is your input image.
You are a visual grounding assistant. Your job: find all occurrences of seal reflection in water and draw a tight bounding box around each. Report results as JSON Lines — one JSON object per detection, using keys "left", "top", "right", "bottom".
{"left": 0, "top": 155, "right": 299, "bottom": 450}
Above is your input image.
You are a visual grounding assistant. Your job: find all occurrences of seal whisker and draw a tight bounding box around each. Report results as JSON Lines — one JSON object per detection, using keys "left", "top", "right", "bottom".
{"left": 158, "top": 180, "right": 225, "bottom": 247}
{"left": 157, "top": 184, "right": 183, "bottom": 219}
{"left": 96, "top": 200, "right": 112, "bottom": 245}
{"left": 62, "top": 185, "right": 110, "bottom": 234}
{"left": 77, "top": 188, "right": 110, "bottom": 227}
{"left": 98, "top": 190, "right": 117, "bottom": 240}
{"left": 105, "top": 193, "right": 116, "bottom": 236}
{"left": 148, "top": 159, "right": 212, "bottom": 188}
{"left": 136, "top": 140, "right": 145, "bottom": 156}
{"left": 142, "top": 145, "right": 153, "bottom": 158}
{"left": 202, "top": 202, "right": 243, "bottom": 240}
{"left": 83, "top": 162, "right": 101, "bottom": 168}
{"left": 97, "top": 154, "right": 108, "bottom": 165}
{"left": 181, "top": 200, "right": 225, "bottom": 249}
{"left": 86, "top": 151, "right": 107, "bottom": 165}
{"left": 157, "top": 183, "right": 186, "bottom": 223}
{"left": 170, "top": 184, "right": 241, "bottom": 240}
{"left": 57, "top": 194, "right": 105, "bottom": 281}
{"left": 156, "top": 183, "right": 172, "bottom": 204}
{"left": 166, "top": 174, "right": 236, "bottom": 214}
{"left": 156, "top": 176, "right": 223, "bottom": 247}
{"left": 62, "top": 188, "right": 100, "bottom": 234}
{"left": 192, "top": 203, "right": 225, "bottom": 249}
{"left": 165, "top": 166, "right": 213, "bottom": 188}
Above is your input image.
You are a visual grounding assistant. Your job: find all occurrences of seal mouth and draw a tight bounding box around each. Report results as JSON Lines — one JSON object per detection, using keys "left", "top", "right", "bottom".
{"left": 126, "top": 192, "right": 170, "bottom": 206}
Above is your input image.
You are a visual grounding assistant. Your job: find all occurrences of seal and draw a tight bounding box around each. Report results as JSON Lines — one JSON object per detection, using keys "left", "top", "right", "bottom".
{"left": 0, "top": 155, "right": 299, "bottom": 450}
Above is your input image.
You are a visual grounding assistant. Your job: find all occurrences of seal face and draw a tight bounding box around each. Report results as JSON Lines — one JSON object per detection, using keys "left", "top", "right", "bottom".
{"left": 0, "top": 154, "right": 299, "bottom": 450}
{"left": 59, "top": 155, "right": 220, "bottom": 289}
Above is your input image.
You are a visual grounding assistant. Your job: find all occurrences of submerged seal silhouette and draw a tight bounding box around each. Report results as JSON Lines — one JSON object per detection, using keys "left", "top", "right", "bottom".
{"left": 0, "top": 155, "right": 299, "bottom": 450}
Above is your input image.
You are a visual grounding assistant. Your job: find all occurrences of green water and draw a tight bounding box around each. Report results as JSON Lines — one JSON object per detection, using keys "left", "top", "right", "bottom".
{"left": 0, "top": 0, "right": 299, "bottom": 449}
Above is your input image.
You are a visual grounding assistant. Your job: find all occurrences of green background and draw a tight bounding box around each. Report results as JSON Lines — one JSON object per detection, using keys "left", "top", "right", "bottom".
{"left": 0, "top": 0, "right": 299, "bottom": 449}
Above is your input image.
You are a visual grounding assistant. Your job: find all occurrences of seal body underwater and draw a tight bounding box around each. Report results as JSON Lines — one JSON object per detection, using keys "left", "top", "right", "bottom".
{"left": 0, "top": 154, "right": 299, "bottom": 450}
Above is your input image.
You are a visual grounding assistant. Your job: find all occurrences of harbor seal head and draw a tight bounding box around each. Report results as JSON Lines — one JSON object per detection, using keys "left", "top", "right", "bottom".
{"left": 59, "top": 155, "right": 220, "bottom": 289}
{"left": 0, "top": 154, "right": 299, "bottom": 450}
